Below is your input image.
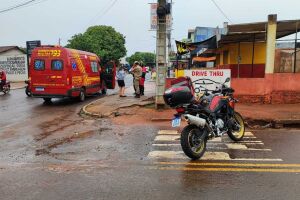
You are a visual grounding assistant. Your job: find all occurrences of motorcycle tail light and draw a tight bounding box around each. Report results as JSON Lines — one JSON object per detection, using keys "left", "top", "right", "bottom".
{"left": 176, "top": 107, "right": 185, "bottom": 114}
{"left": 229, "top": 101, "right": 235, "bottom": 109}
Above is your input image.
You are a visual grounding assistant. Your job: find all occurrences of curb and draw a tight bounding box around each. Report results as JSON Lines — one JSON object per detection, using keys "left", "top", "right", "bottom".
{"left": 80, "top": 94, "right": 117, "bottom": 118}
{"left": 80, "top": 94, "right": 155, "bottom": 118}
{"left": 11, "top": 86, "right": 26, "bottom": 90}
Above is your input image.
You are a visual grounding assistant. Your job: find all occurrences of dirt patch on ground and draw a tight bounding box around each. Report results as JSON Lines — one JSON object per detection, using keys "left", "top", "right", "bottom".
{"left": 111, "top": 106, "right": 174, "bottom": 126}
{"left": 35, "top": 113, "right": 82, "bottom": 141}
{"left": 35, "top": 127, "right": 112, "bottom": 156}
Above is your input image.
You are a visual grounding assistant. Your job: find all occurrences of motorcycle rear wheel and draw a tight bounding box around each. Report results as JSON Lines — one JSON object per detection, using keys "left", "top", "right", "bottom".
{"left": 227, "top": 112, "right": 245, "bottom": 141}
{"left": 181, "top": 125, "right": 207, "bottom": 160}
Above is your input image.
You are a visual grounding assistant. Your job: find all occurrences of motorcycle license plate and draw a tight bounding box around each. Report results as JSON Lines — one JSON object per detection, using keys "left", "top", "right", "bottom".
{"left": 35, "top": 87, "right": 44, "bottom": 92}
{"left": 172, "top": 117, "right": 181, "bottom": 127}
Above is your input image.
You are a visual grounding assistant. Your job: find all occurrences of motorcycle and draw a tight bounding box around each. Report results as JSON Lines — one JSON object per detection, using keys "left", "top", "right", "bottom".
{"left": 0, "top": 81, "right": 11, "bottom": 94}
{"left": 164, "top": 77, "right": 245, "bottom": 160}
{"left": 25, "top": 80, "right": 32, "bottom": 97}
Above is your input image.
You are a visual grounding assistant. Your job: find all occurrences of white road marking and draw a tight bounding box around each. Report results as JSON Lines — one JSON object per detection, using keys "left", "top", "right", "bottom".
{"left": 153, "top": 144, "right": 181, "bottom": 147}
{"left": 244, "top": 136, "right": 257, "bottom": 139}
{"left": 154, "top": 135, "right": 180, "bottom": 141}
{"left": 148, "top": 151, "right": 231, "bottom": 160}
{"left": 207, "top": 147, "right": 272, "bottom": 151}
{"left": 211, "top": 137, "right": 222, "bottom": 142}
{"left": 148, "top": 151, "right": 281, "bottom": 161}
{"left": 158, "top": 130, "right": 179, "bottom": 135}
{"left": 149, "top": 130, "right": 278, "bottom": 161}
{"left": 244, "top": 132, "right": 254, "bottom": 136}
{"left": 226, "top": 143, "right": 248, "bottom": 149}
{"left": 153, "top": 144, "right": 271, "bottom": 151}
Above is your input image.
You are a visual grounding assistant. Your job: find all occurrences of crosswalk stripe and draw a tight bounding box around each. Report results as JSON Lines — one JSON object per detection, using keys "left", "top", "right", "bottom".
{"left": 152, "top": 144, "right": 271, "bottom": 151}
{"left": 148, "top": 151, "right": 282, "bottom": 161}
{"left": 158, "top": 130, "right": 178, "bottom": 135}
{"left": 225, "top": 143, "right": 247, "bottom": 149}
{"left": 149, "top": 130, "right": 280, "bottom": 162}
{"left": 245, "top": 132, "right": 254, "bottom": 136}
{"left": 154, "top": 135, "right": 180, "bottom": 141}
{"left": 148, "top": 151, "right": 230, "bottom": 160}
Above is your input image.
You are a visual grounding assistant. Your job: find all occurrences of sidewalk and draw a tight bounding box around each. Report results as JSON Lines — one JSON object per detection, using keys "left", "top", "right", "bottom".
{"left": 82, "top": 81, "right": 156, "bottom": 118}
{"left": 10, "top": 82, "right": 26, "bottom": 90}
{"left": 82, "top": 81, "right": 300, "bottom": 128}
{"left": 236, "top": 103, "right": 300, "bottom": 128}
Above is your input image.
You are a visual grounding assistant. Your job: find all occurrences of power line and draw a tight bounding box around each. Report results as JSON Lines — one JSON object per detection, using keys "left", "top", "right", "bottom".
{"left": 19, "top": 0, "right": 50, "bottom": 9}
{"left": 88, "top": 0, "right": 118, "bottom": 24}
{"left": 0, "top": 0, "right": 37, "bottom": 14}
{"left": 210, "top": 0, "right": 233, "bottom": 24}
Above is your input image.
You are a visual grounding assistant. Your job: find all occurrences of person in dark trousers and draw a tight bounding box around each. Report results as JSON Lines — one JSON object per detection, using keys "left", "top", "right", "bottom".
{"left": 139, "top": 64, "right": 147, "bottom": 95}
{"left": 116, "top": 66, "right": 126, "bottom": 97}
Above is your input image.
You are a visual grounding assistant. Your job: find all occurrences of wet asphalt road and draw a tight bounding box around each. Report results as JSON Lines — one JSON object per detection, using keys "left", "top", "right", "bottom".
{"left": 0, "top": 88, "right": 300, "bottom": 200}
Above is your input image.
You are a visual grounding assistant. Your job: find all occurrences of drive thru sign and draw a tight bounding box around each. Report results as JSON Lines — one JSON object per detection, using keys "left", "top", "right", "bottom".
{"left": 184, "top": 69, "right": 231, "bottom": 94}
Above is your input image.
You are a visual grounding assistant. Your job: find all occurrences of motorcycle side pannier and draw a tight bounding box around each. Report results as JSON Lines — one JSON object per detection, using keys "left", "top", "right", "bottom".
{"left": 163, "top": 86, "right": 194, "bottom": 107}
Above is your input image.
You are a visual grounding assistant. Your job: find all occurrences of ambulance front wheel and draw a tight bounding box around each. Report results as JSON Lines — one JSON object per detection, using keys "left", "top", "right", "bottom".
{"left": 79, "top": 89, "right": 85, "bottom": 102}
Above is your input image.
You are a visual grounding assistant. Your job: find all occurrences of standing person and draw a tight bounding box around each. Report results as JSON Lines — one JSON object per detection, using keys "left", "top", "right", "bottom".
{"left": 131, "top": 61, "right": 142, "bottom": 98}
{"left": 0, "top": 70, "right": 6, "bottom": 90}
{"left": 116, "top": 66, "right": 126, "bottom": 97}
{"left": 139, "top": 64, "right": 147, "bottom": 96}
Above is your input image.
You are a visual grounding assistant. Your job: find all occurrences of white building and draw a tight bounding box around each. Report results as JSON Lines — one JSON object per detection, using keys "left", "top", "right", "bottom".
{"left": 0, "top": 46, "right": 28, "bottom": 82}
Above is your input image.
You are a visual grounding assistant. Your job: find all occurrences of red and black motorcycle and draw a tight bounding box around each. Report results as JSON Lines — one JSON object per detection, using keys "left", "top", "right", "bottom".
{"left": 164, "top": 77, "right": 245, "bottom": 160}
{"left": 0, "top": 81, "right": 10, "bottom": 95}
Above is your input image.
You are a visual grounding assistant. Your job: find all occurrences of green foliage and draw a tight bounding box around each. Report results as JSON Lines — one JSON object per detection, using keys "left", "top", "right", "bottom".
{"left": 66, "top": 26, "right": 127, "bottom": 64}
{"left": 126, "top": 52, "right": 156, "bottom": 66}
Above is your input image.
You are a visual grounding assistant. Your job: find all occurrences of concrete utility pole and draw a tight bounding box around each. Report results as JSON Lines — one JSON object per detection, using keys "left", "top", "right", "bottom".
{"left": 155, "top": 0, "right": 167, "bottom": 108}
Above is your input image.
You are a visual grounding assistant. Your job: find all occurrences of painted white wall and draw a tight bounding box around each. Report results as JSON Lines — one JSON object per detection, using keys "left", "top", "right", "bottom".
{"left": 0, "top": 49, "right": 28, "bottom": 82}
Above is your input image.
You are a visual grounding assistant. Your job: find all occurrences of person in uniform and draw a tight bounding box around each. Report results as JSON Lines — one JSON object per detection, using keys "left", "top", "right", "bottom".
{"left": 131, "top": 61, "right": 142, "bottom": 98}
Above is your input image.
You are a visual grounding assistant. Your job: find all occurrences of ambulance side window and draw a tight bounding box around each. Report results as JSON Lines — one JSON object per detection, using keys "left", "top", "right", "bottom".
{"left": 34, "top": 60, "right": 45, "bottom": 71}
{"left": 51, "top": 60, "right": 63, "bottom": 71}
{"left": 90, "top": 61, "right": 99, "bottom": 73}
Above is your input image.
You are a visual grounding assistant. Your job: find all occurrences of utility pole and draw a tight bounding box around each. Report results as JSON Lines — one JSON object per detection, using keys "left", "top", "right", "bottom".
{"left": 155, "top": 0, "right": 168, "bottom": 109}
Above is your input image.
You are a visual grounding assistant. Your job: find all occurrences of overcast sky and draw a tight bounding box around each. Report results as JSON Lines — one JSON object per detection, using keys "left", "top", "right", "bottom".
{"left": 1, "top": 0, "right": 300, "bottom": 56}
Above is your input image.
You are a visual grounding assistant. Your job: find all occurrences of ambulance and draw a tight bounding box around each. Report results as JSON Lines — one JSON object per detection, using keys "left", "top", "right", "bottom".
{"left": 29, "top": 46, "right": 116, "bottom": 102}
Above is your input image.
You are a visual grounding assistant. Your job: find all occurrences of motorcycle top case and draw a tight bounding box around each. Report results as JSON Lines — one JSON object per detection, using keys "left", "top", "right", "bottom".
{"left": 163, "top": 86, "right": 194, "bottom": 107}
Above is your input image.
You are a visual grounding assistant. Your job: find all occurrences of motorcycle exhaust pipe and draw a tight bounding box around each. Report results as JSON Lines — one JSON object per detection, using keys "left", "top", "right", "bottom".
{"left": 184, "top": 114, "right": 206, "bottom": 127}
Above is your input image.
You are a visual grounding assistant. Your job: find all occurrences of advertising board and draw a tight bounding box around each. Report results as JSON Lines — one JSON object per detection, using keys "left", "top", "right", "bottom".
{"left": 184, "top": 69, "right": 231, "bottom": 95}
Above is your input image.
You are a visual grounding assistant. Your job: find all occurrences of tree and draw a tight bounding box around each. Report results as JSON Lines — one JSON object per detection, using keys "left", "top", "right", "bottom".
{"left": 126, "top": 52, "right": 156, "bottom": 66}
{"left": 66, "top": 25, "right": 127, "bottom": 64}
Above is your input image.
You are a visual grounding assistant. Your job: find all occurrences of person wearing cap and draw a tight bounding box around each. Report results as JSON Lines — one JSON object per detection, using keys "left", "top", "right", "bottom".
{"left": 131, "top": 61, "right": 142, "bottom": 98}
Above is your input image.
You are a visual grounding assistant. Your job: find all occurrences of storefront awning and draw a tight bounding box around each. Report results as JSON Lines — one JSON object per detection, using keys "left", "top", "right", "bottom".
{"left": 219, "top": 19, "right": 300, "bottom": 44}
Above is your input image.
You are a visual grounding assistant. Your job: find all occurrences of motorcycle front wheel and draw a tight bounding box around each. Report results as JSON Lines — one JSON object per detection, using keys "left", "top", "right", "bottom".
{"left": 227, "top": 112, "right": 245, "bottom": 141}
{"left": 181, "top": 124, "right": 207, "bottom": 160}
